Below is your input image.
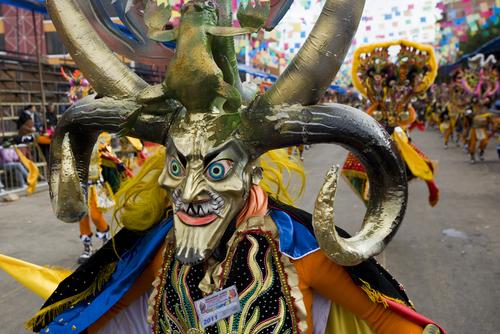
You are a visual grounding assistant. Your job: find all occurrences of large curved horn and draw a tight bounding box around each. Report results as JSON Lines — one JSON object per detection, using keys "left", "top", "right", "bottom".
{"left": 50, "top": 95, "right": 182, "bottom": 223}
{"left": 76, "top": 0, "right": 175, "bottom": 66}
{"left": 46, "top": 0, "right": 149, "bottom": 97}
{"left": 259, "top": 0, "right": 365, "bottom": 106}
{"left": 241, "top": 103, "right": 407, "bottom": 265}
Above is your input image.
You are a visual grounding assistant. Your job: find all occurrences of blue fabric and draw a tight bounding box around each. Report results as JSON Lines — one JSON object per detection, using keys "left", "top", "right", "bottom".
{"left": 43, "top": 218, "right": 173, "bottom": 334}
{"left": 270, "top": 209, "right": 319, "bottom": 260}
{"left": 43, "top": 208, "right": 317, "bottom": 333}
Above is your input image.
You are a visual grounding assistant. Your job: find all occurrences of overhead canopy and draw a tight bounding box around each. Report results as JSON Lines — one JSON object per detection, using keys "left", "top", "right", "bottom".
{"left": 0, "top": 0, "right": 47, "bottom": 14}
{"left": 438, "top": 36, "right": 500, "bottom": 79}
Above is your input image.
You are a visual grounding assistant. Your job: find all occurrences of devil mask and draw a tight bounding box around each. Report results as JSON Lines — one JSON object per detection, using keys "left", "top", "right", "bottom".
{"left": 47, "top": 0, "right": 409, "bottom": 267}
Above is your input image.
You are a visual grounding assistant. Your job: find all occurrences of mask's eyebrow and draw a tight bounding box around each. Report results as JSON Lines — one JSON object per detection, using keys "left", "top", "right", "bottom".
{"left": 177, "top": 151, "right": 187, "bottom": 167}
{"left": 167, "top": 140, "right": 187, "bottom": 167}
{"left": 203, "top": 151, "right": 219, "bottom": 167}
{"left": 203, "top": 142, "right": 237, "bottom": 168}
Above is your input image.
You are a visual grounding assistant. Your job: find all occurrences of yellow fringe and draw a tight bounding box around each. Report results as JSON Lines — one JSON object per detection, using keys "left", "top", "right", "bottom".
{"left": 359, "top": 279, "right": 409, "bottom": 310}
{"left": 259, "top": 148, "right": 305, "bottom": 206}
{"left": 26, "top": 262, "right": 117, "bottom": 331}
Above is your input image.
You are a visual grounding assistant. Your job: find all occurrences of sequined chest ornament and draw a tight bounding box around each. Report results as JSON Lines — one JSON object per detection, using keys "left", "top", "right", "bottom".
{"left": 150, "top": 229, "right": 301, "bottom": 334}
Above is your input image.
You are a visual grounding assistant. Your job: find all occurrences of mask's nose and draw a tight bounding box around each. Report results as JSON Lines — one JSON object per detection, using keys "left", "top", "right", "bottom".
{"left": 181, "top": 165, "right": 206, "bottom": 203}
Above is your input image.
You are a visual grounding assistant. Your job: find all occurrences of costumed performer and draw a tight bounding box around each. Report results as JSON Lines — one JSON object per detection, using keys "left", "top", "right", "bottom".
{"left": 1, "top": 0, "right": 445, "bottom": 333}
{"left": 60, "top": 67, "right": 92, "bottom": 104}
{"left": 438, "top": 81, "right": 469, "bottom": 149}
{"left": 457, "top": 54, "right": 499, "bottom": 163}
{"left": 346, "top": 40, "right": 440, "bottom": 207}
{"left": 77, "top": 132, "right": 133, "bottom": 263}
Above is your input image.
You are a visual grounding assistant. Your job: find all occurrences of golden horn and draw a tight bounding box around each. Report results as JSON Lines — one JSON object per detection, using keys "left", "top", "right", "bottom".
{"left": 313, "top": 165, "right": 405, "bottom": 266}
{"left": 261, "top": 0, "right": 365, "bottom": 106}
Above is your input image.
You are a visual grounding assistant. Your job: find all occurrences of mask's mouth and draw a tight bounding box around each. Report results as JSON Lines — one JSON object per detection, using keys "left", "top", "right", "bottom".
{"left": 172, "top": 189, "right": 224, "bottom": 226}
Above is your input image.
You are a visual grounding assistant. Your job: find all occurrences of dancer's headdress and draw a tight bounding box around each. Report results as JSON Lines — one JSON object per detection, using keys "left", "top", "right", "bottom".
{"left": 47, "top": 0, "right": 408, "bottom": 266}
{"left": 460, "top": 53, "right": 498, "bottom": 102}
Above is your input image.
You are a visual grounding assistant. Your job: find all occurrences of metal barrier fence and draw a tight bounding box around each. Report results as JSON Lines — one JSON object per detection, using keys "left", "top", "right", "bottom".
{"left": 0, "top": 142, "right": 48, "bottom": 194}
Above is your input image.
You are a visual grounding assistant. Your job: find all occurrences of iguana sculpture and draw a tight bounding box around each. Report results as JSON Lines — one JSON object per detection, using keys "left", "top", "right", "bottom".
{"left": 142, "top": 0, "right": 269, "bottom": 112}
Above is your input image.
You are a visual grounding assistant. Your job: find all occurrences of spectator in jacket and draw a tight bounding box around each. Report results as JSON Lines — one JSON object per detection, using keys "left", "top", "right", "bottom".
{"left": 46, "top": 103, "right": 58, "bottom": 130}
{"left": 17, "top": 105, "right": 42, "bottom": 136}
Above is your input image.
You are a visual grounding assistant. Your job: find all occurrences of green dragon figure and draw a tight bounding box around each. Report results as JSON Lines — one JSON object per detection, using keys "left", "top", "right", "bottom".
{"left": 143, "top": 0, "right": 269, "bottom": 113}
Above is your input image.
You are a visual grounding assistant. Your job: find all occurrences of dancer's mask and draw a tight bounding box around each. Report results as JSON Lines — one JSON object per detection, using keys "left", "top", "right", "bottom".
{"left": 46, "top": 0, "right": 410, "bottom": 266}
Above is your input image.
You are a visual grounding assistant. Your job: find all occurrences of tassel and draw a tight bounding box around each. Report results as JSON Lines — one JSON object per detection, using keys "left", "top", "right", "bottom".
{"left": 26, "top": 262, "right": 117, "bottom": 331}
{"left": 426, "top": 180, "right": 439, "bottom": 207}
{"left": 359, "top": 279, "right": 409, "bottom": 309}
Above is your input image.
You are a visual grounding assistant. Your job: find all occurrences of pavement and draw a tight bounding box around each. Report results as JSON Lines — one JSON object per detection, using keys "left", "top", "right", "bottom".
{"left": 1, "top": 129, "right": 499, "bottom": 333}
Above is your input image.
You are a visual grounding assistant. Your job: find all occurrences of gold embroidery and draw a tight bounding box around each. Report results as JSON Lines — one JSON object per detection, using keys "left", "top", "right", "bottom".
{"left": 151, "top": 216, "right": 307, "bottom": 334}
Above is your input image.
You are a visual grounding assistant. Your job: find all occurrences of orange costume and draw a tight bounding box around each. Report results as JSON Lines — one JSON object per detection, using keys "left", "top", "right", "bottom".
{"left": 29, "top": 188, "right": 444, "bottom": 334}
{"left": 78, "top": 133, "right": 132, "bottom": 263}
{"left": 90, "top": 240, "right": 424, "bottom": 334}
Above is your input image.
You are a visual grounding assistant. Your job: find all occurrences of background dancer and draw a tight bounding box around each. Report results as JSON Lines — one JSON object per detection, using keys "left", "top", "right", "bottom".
{"left": 346, "top": 39, "right": 440, "bottom": 206}
{"left": 77, "top": 132, "right": 132, "bottom": 263}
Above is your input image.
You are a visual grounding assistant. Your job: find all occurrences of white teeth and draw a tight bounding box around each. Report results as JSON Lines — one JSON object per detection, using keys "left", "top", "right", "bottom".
{"left": 172, "top": 189, "right": 225, "bottom": 217}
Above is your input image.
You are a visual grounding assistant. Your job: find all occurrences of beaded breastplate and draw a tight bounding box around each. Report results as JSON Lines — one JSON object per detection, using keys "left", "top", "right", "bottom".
{"left": 149, "top": 218, "right": 305, "bottom": 334}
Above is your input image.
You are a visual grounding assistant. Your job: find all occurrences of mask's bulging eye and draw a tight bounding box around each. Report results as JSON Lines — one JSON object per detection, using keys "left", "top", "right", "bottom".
{"left": 169, "top": 158, "right": 184, "bottom": 177}
{"left": 206, "top": 159, "right": 233, "bottom": 181}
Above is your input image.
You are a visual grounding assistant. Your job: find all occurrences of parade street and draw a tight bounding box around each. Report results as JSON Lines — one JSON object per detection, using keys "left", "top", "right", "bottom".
{"left": 1, "top": 129, "right": 499, "bottom": 334}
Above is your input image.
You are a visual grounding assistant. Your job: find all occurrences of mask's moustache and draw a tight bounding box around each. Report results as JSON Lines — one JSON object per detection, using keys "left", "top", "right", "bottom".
{"left": 172, "top": 188, "right": 225, "bottom": 217}
{"left": 172, "top": 188, "right": 230, "bottom": 264}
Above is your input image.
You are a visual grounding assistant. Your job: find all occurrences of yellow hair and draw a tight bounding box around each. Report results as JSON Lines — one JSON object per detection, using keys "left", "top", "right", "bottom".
{"left": 259, "top": 148, "right": 305, "bottom": 205}
{"left": 113, "top": 147, "right": 305, "bottom": 231}
{"left": 113, "top": 151, "right": 170, "bottom": 231}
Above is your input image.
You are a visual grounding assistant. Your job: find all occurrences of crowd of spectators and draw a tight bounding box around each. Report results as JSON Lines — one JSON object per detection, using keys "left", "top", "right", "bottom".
{"left": 0, "top": 104, "right": 60, "bottom": 194}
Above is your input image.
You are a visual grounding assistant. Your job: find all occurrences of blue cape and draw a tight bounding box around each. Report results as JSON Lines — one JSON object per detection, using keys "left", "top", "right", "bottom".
{"left": 43, "top": 209, "right": 318, "bottom": 333}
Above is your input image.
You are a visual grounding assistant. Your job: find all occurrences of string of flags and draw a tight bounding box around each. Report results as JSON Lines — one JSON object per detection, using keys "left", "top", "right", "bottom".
{"left": 436, "top": 0, "right": 500, "bottom": 62}
{"left": 163, "top": 0, "right": 499, "bottom": 87}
